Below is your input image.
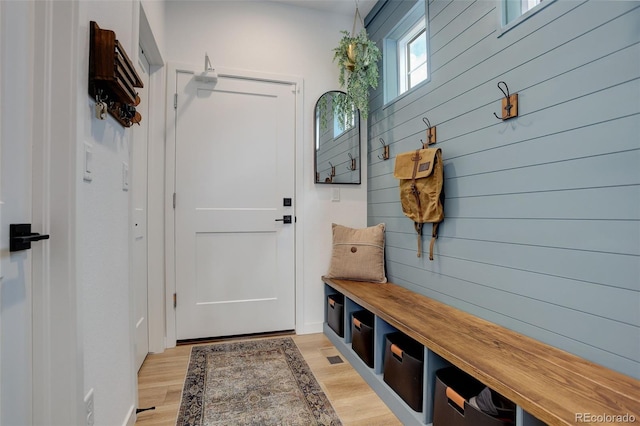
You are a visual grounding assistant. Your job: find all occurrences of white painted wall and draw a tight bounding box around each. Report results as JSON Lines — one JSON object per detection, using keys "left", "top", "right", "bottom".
{"left": 164, "top": 0, "right": 368, "bottom": 334}
{"left": 141, "top": 0, "right": 165, "bottom": 54}
{"left": 76, "top": 1, "right": 165, "bottom": 425}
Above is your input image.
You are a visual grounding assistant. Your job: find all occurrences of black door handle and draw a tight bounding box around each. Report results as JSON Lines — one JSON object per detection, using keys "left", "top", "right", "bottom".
{"left": 14, "top": 233, "right": 50, "bottom": 243}
{"left": 275, "top": 215, "right": 292, "bottom": 224}
{"left": 10, "top": 224, "right": 50, "bottom": 252}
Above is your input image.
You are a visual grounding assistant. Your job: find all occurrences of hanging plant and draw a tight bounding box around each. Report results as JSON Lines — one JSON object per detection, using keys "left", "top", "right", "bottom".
{"left": 332, "top": 27, "right": 381, "bottom": 123}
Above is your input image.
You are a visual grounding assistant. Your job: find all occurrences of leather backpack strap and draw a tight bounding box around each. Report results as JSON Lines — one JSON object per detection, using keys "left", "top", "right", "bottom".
{"left": 415, "top": 222, "right": 423, "bottom": 257}
{"left": 429, "top": 222, "right": 439, "bottom": 261}
{"left": 411, "top": 149, "right": 423, "bottom": 258}
{"left": 410, "top": 149, "right": 423, "bottom": 218}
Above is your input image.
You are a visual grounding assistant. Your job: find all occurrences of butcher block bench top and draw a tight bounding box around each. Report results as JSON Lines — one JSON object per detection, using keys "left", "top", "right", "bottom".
{"left": 322, "top": 277, "right": 640, "bottom": 426}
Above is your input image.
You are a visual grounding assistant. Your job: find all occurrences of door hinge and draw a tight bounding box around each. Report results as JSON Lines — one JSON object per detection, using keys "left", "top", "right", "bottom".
{"left": 173, "top": 192, "right": 176, "bottom": 209}
{"left": 173, "top": 293, "right": 177, "bottom": 309}
{"left": 174, "top": 93, "right": 178, "bottom": 109}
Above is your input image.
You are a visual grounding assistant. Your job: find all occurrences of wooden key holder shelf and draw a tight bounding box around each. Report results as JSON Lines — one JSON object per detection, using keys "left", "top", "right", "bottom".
{"left": 88, "top": 21, "right": 143, "bottom": 128}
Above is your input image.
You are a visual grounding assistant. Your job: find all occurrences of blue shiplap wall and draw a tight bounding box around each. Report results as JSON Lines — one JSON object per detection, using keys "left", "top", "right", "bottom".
{"left": 366, "top": 0, "right": 640, "bottom": 379}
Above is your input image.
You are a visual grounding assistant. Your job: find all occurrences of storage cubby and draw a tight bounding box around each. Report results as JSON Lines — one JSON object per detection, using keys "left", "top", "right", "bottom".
{"left": 351, "top": 310, "right": 375, "bottom": 367}
{"left": 433, "top": 366, "right": 515, "bottom": 426}
{"left": 383, "top": 332, "right": 424, "bottom": 412}
{"left": 342, "top": 298, "right": 363, "bottom": 343}
{"left": 322, "top": 281, "right": 549, "bottom": 426}
{"left": 373, "top": 316, "right": 397, "bottom": 375}
{"left": 326, "top": 292, "right": 344, "bottom": 337}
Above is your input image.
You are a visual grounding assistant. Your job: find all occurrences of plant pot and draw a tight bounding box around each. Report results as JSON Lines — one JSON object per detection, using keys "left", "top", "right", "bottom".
{"left": 333, "top": 28, "right": 381, "bottom": 119}
{"left": 346, "top": 43, "right": 356, "bottom": 71}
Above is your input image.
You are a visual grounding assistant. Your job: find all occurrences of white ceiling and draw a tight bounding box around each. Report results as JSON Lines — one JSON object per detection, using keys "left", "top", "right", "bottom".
{"left": 270, "top": 0, "right": 378, "bottom": 19}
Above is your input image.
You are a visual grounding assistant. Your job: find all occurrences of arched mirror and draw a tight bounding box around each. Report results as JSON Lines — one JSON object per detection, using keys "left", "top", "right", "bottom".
{"left": 314, "top": 91, "right": 361, "bottom": 184}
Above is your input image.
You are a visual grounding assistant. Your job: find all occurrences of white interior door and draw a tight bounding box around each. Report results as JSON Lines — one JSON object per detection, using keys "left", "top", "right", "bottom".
{"left": 1, "top": 1, "right": 33, "bottom": 423}
{"left": 174, "top": 69, "right": 296, "bottom": 340}
{"left": 2, "top": 1, "right": 80, "bottom": 424}
{"left": 132, "top": 47, "right": 150, "bottom": 370}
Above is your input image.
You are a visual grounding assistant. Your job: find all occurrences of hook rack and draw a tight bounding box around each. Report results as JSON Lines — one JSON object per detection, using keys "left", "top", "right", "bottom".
{"left": 378, "top": 138, "right": 390, "bottom": 160}
{"left": 347, "top": 153, "right": 357, "bottom": 171}
{"left": 422, "top": 117, "right": 437, "bottom": 146}
{"left": 328, "top": 162, "right": 336, "bottom": 177}
{"left": 88, "top": 21, "right": 144, "bottom": 128}
{"left": 493, "top": 81, "right": 518, "bottom": 120}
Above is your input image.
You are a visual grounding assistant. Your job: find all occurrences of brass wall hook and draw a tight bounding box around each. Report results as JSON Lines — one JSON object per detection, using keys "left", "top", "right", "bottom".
{"left": 347, "top": 153, "right": 357, "bottom": 171}
{"left": 493, "top": 81, "right": 518, "bottom": 120}
{"left": 328, "top": 162, "right": 336, "bottom": 177}
{"left": 378, "top": 138, "right": 390, "bottom": 160}
{"left": 422, "top": 117, "right": 437, "bottom": 145}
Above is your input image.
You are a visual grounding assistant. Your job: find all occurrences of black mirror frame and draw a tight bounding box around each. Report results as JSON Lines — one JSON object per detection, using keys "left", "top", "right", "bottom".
{"left": 313, "top": 91, "right": 361, "bottom": 185}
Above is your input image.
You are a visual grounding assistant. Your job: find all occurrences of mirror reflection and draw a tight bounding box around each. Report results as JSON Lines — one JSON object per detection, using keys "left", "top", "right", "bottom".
{"left": 314, "top": 91, "right": 361, "bottom": 184}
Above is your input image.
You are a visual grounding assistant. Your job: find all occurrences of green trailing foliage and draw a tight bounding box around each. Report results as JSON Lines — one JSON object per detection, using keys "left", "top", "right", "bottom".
{"left": 318, "top": 91, "right": 352, "bottom": 133}
{"left": 332, "top": 29, "right": 382, "bottom": 124}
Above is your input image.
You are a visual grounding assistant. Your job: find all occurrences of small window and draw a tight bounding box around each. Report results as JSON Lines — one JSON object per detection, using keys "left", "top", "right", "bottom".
{"left": 383, "top": 0, "right": 429, "bottom": 104}
{"left": 333, "top": 107, "right": 355, "bottom": 138}
{"left": 504, "top": 0, "right": 541, "bottom": 25}
{"left": 398, "top": 19, "right": 428, "bottom": 95}
{"left": 500, "top": 0, "right": 555, "bottom": 34}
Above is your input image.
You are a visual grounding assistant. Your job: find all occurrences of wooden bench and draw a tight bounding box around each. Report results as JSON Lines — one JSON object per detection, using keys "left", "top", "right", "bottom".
{"left": 323, "top": 277, "right": 640, "bottom": 426}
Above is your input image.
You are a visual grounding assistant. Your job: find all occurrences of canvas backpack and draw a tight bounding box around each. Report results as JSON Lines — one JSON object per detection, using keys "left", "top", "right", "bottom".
{"left": 393, "top": 147, "right": 444, "bottom": 260}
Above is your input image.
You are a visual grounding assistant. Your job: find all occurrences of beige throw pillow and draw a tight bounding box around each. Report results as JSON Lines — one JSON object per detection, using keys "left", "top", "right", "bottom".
{"left": 325, "top": 223, "right": 387, "bottom": 283}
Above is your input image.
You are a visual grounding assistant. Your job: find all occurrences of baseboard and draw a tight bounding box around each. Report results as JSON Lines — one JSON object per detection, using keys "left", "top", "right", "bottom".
{"left": 300, "top": 321, "right": 324, "bottom": 334}
{"left": 123, "top": 404, "right": 136, "bottom": 426}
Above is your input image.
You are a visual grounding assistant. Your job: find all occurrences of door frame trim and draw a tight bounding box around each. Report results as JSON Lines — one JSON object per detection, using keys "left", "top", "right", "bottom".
{"left": 31, "top": 0, "right": 83, "bottom": 423}
{"left": 134, "top": 3, "right": 166, "bottom": 358}
{"left": 164, "top": 63, "right": 304, "bottom": 347}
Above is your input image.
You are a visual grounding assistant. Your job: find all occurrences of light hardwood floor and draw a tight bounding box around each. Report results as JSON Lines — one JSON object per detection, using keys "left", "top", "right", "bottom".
{"left": 135, "top": 333, "right": 401, "bottom": 426}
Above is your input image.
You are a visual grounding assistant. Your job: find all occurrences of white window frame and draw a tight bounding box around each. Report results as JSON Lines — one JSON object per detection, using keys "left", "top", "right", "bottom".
{"left": 333, "top": 105, "right": 355, "bottom": 139}
{"left": 498, "top": 0, "right": 557, "bottom": 37}
{"left": 398, "top": 19, "right": 428, "bottom": 95}
{"left": 383, "top": 0, "right": 429, "bottom": 105}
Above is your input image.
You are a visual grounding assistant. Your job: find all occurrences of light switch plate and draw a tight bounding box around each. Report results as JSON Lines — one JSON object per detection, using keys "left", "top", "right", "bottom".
{"left": 122, "top": 162, "right": 129, "bottom": 191}
{"left": 331, "top": 187, "right": 340, "bottom": 202}
{"left": 83, "top": 143, "right": 93, "bottom": 182}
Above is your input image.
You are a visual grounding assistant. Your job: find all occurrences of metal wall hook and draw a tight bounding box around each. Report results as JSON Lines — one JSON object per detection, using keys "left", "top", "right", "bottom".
{"left": 378, "top": 138, "right": 390, "bottom": 160}
{"left": 95, "top": 89, "right": 109, "bottom": 103}
{"left": 328, "top": 162, "right": 336, "bottom": 177}
{"left": 422, "top": 117, "right": 437, "bottom": 145}
{"left": 493, "top": 81, "right": 519, "bottom": 120}
{"left": 346, "top": 153, "right": 357, "bottom": 171}
{"left": 94, "top": 89, "right": 111, "bottom": 120}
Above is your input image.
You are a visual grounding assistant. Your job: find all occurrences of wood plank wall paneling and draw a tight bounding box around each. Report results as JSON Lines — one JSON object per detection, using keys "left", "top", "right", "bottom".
{"left": 315, "top": 96, "right": 361, "bottom": 184}
{"left": 365, "top": 0, "right": 640, "bottom": 379}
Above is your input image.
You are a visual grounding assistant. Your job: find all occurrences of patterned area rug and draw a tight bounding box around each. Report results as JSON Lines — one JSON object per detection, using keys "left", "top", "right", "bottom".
{"left": 176, "top": 337, "right": 342, "bottom": 426}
